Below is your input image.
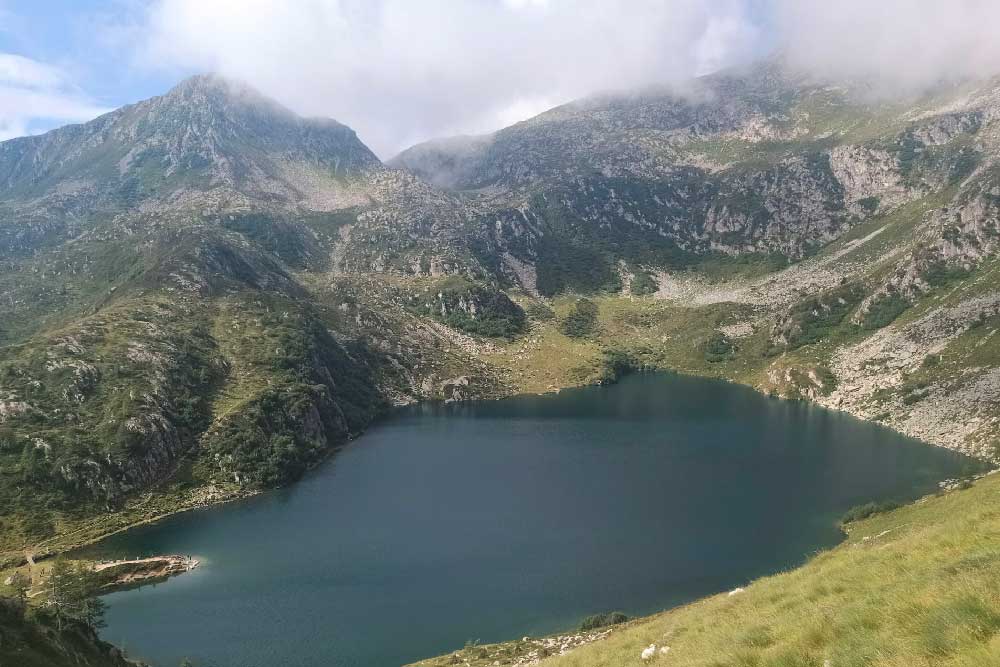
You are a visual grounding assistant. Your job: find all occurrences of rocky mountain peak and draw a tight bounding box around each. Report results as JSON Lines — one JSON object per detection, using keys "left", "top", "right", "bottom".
{"left": 0, "top": 73, "right": 381, "bottom": 215}
{"left": 140, "top": 73, "right": 335, "bottom": 141}
{"left": 162, "top": 73, "right": 276, "bottom": 106}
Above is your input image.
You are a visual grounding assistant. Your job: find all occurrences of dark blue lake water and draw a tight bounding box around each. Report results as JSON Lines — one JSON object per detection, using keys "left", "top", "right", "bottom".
{"left": 83, "top": 373, "right": 977, "bottom": 667}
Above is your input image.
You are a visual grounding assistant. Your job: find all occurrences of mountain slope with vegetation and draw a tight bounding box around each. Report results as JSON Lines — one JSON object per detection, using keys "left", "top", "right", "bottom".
{"left": 0, "top": 602, "right": 133, "bottom": 667}
{"left": 390, "top": 63, "right": 1000, "bottom": 459}
{"left": 0, "top": 75, "right": 515, "bottom": 558}
{"left": 3, "top": 62, "right": 1000, "bottom": 664}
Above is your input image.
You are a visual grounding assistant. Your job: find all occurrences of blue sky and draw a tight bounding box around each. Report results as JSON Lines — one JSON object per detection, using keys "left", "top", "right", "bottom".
{"left": 0, "top": 0, "right": 182, "bottom": 137}
{"left": 3, "top": 1, "right": 1000, "bottom": 156}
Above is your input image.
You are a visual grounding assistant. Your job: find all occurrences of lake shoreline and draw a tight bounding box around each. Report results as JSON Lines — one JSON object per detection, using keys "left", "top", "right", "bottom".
{"left": 85, "top": 372, "right": 978, "bottom": 667}
{"left": 94, "top": 555, "right": 200, "bottom": 593}
{"left": 8, "top": 367, "right": 991, "bottom": 572}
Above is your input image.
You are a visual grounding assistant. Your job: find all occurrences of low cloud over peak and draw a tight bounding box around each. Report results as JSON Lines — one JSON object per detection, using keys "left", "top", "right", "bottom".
{"left": 136, "top": 0, "right": 763, "bottom": 157}
{"left": 773, "top": 0, "right": 1000, "bottom": 93}
{"left": 72, "top": 1, "right": 1000, "bottom": 156}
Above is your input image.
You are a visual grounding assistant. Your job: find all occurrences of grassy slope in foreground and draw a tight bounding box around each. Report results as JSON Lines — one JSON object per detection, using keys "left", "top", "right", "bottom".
{"left": 413, "top": 472, "right": 1000, "bottom": 667}
{"left": 0, "top": 602, "right": 133, "bottom": 667}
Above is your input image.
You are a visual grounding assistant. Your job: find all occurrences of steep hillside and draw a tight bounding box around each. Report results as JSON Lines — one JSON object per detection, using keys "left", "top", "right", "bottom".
{"left": 0, "top": 598, "right": 134, "bottom": 667}
{"left": 0, "top": 75, "right": 513, "bottom": 561}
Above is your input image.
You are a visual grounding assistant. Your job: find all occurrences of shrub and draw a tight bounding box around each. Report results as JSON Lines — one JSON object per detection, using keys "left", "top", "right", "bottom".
{"left": 601, "top": 349, "right": 636, "bottom": 381}
{"left": 779, "top": 284, "right": 864, "bottom": 349}
{"left": 630, "top": 270, "right": 658, "bottom": 296}
{"left": 858, "top": 196, "right": 880, "bottom": 214}
{"left": 410, "top": 281, "right": 526, "bottom": 339}
{"left": 535, "top": 235, "right": 621, "bottom": 296}
{"left": 922, "top": 260, "right": 971, "bottom": 288}
{"left": 580, "top": 611, "right": 628, "bottom": 631}
{"left": 815, "top": 366, "right": 838, "bottom": 394}
{"left": 841, "top": 501, "right": 901, "bottom": 525}
{"left": 862, "top": 292, "right": 910, "bottom": 330}
{"left": 525, "top": 302, "right": 555, "bottom": 321}
{"left": 443, "top": 311, "right": 526, "bottom": 339}
{"left": 202, "top": 304, "right": 384, "bottom": 488}
{"left": 560, "top": 298, "right": 599, "bottom": 338}
{"left": 703, "top": 331, "right": 735, "bottom": 363}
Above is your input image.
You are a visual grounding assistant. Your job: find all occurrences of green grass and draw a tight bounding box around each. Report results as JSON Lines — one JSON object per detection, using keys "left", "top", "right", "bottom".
{"left": 814, "top": 192, "right": 951, "bottom": 270}
{"left": 490, "top": 295, "right": 772, "bottom": 397}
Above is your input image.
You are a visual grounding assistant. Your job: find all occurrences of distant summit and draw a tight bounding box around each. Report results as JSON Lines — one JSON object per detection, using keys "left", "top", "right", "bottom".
{"left": 0, "top": 73, "right": 380, "bottom": 214}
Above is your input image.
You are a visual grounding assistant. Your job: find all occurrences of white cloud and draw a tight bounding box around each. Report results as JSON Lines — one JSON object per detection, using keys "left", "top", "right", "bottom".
{"left": 137, "top": 0, "right": 762, "bottom": 157}
{"left": 41, "top": 0, "right": 1000, "bottom": 156}
{"left": 0, "top": 53, "right": 110, "bottom": 141}
{"left": 0, "top": 53, "right": 66, "bottom": 89}
{"left": 694, "top": 13, "right": 760, "bottom": 77}
{"left": 770, "top": 0, "right": 1000, "bottom": 93}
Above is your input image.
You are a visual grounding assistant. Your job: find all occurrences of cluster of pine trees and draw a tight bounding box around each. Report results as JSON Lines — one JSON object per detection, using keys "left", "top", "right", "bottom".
{"left": 3, "top": 558, "right": 106, "bottom": 632}
{"left": 45, "top": 559, "right": 107, "bottom": 631}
